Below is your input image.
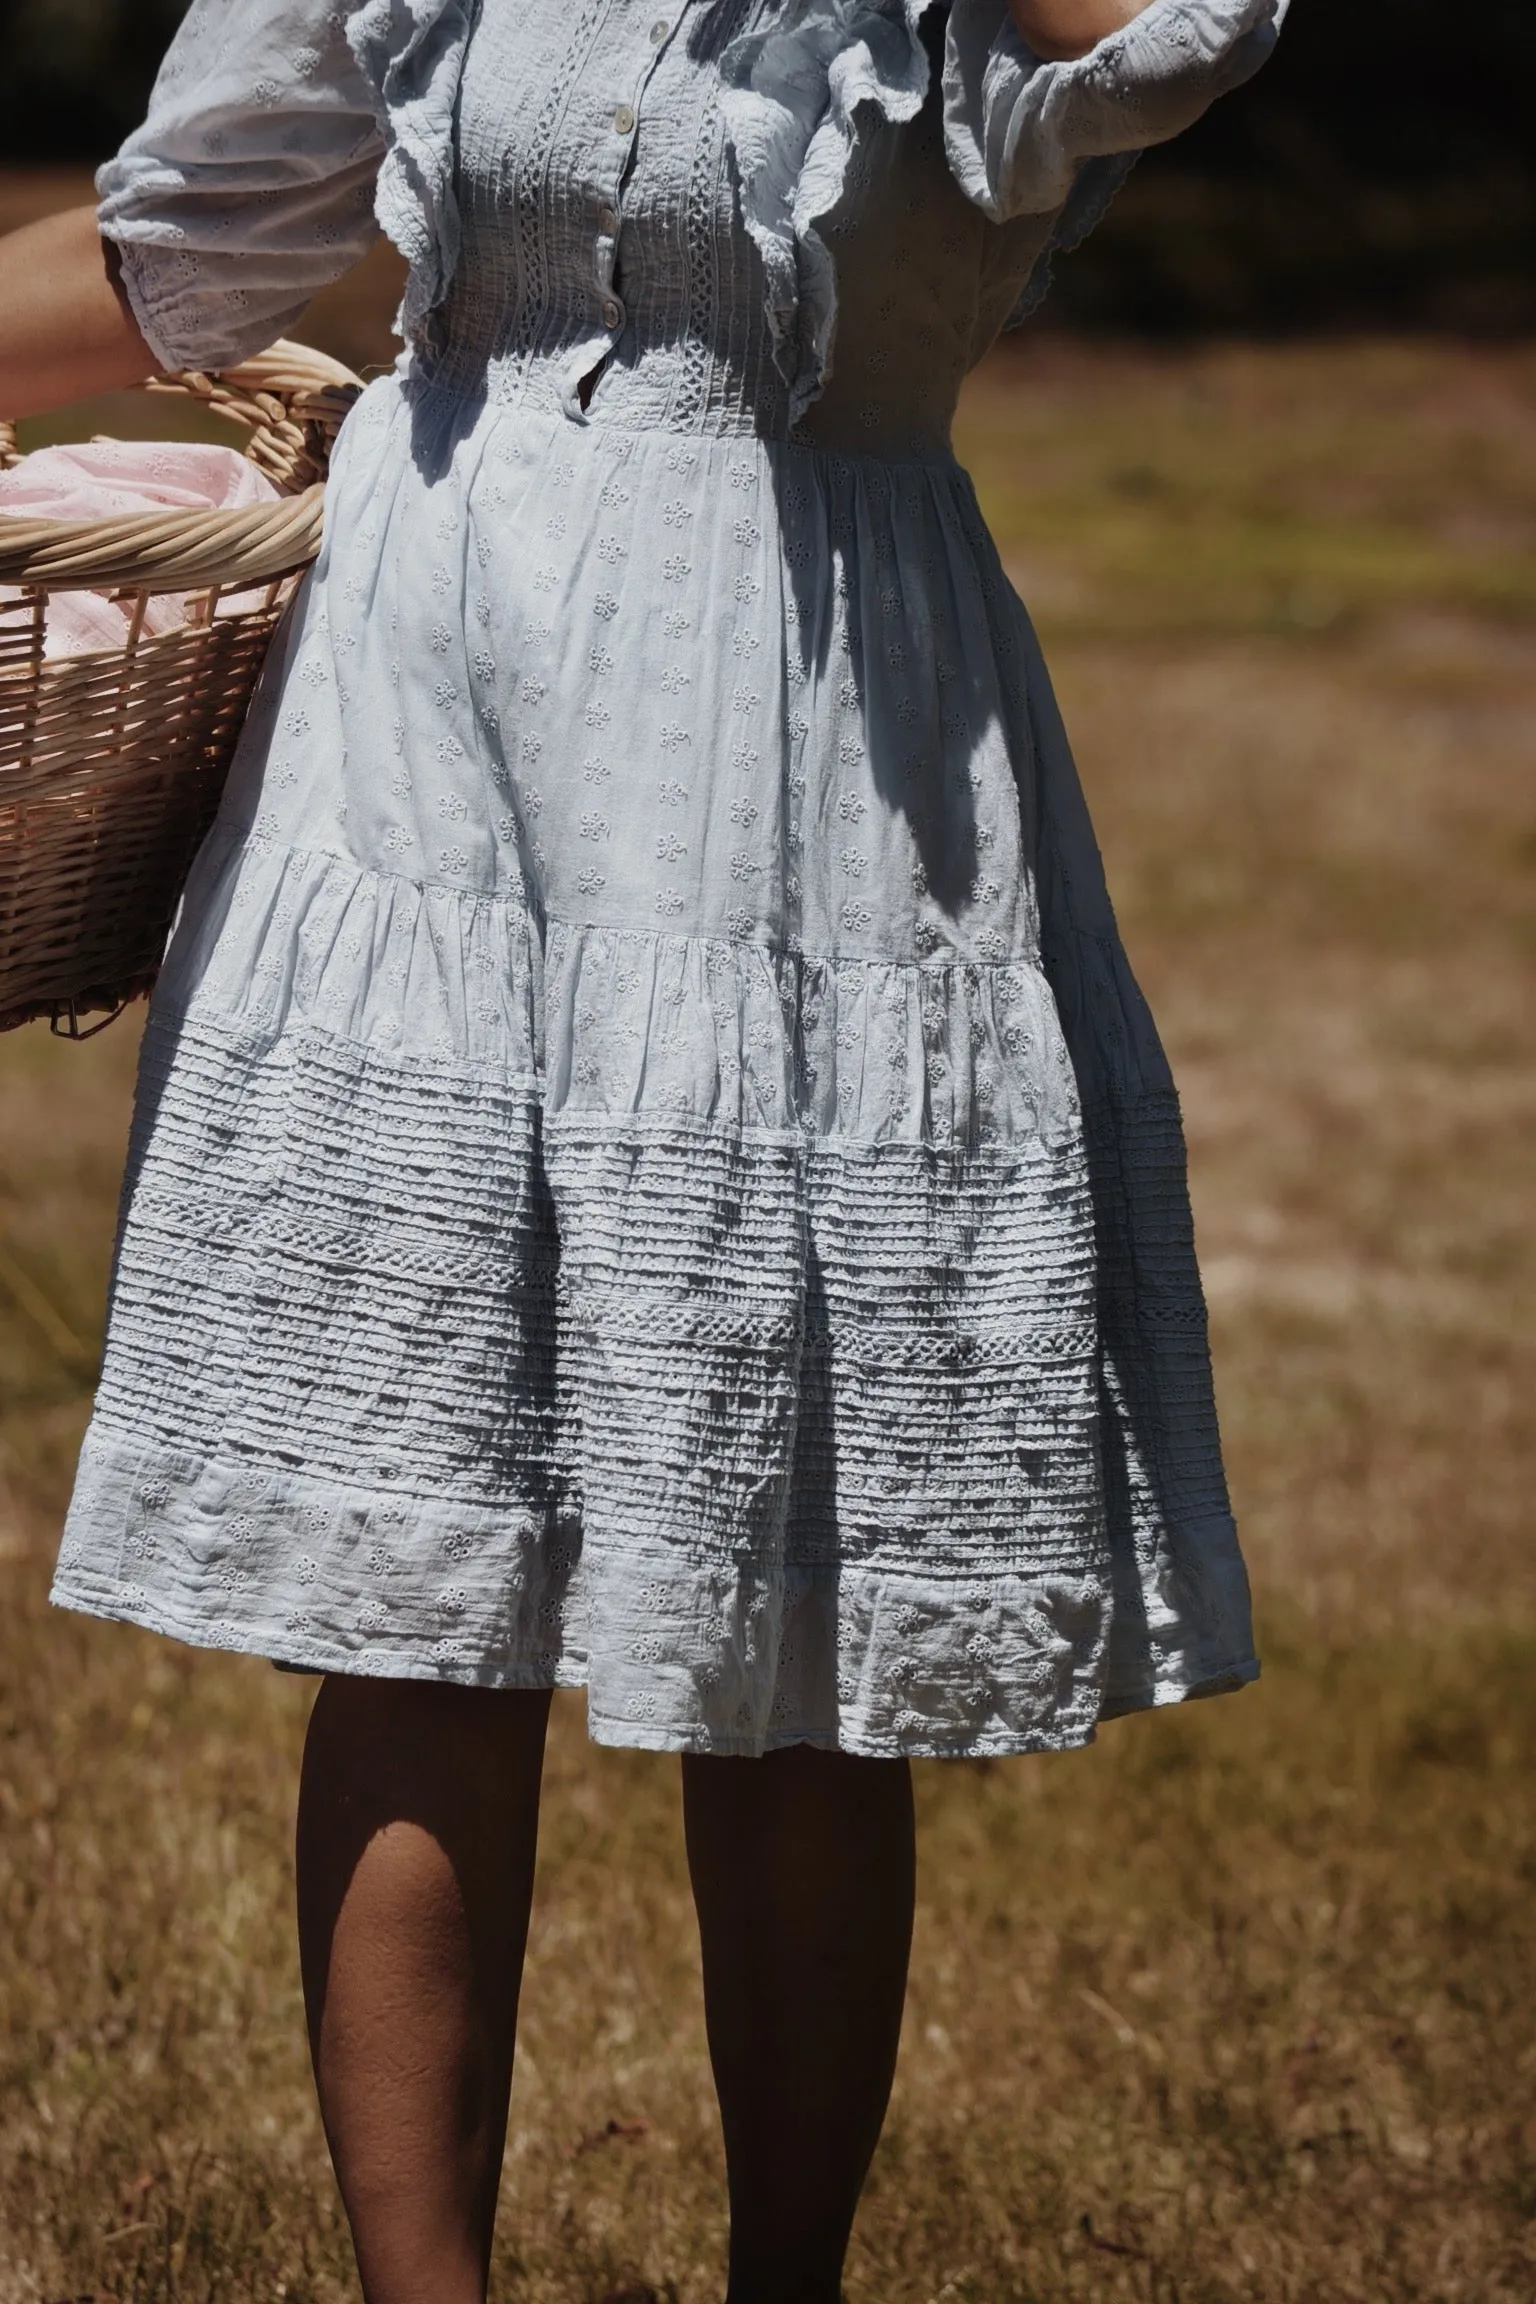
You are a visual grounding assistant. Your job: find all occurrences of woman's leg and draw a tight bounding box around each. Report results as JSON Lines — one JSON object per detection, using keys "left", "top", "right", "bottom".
{"left": 296, "top": 1678, "right": 551, "bottom": 2304}
{"left": 682, "top": 1744, "right": 916, "bottom": 2304}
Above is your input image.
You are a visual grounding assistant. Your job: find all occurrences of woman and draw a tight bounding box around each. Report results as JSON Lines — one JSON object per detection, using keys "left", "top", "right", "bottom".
{"left": 1, "top": 0, "right": 1283, "bottom": 2295}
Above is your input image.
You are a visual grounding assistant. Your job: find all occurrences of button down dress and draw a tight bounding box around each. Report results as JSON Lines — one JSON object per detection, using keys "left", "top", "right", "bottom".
{"left": 52, "top": 0, "right": 1285, "bottom": 1755}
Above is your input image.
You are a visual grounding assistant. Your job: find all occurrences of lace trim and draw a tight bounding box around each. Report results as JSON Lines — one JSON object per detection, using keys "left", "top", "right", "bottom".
{"left": 719, "top": 0, "right": 940, "bottom": 428}
{"left": 1003, "top": 149, "right": 1140, "bottom": 329}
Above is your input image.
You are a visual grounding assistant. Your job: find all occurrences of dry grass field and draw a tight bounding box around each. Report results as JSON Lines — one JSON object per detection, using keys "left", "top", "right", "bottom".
{"left": 1, "top": 174, "right": 1533, "bottom": 2299}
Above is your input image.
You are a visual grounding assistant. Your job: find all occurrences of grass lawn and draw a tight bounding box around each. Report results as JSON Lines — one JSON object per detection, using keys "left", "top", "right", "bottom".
{"left": 1, "top": 317, "right": 1533, "bottom": 2300}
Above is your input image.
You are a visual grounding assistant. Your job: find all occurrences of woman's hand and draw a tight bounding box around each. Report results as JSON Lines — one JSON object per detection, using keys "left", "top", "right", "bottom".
{"left": 1007, "top": 0, "right": 1154, "bottom": 62}
{"left": 0, "top": 204, "right": 157, "bottom": 422}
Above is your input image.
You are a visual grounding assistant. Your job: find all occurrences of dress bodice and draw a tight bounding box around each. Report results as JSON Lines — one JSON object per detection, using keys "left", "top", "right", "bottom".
{"left": 435, "top": 0, "right": 1046, "bottom": 453}
{"left": 98, "top": 0, "right": 1287, "bottom": 453}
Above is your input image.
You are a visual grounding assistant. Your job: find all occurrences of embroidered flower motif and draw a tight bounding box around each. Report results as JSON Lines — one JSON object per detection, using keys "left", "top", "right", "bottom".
{"left": 440, "top": 844, "right": 469, "bottom": 873}
{"left": 655, "top": 831, "right": 687, "bottom": 862}
{"left": 663, "top": 610, "right": 691, "bottom": 637}
{"left": 438, "top": 794, "right": 468, "bottom": 821}
{"left": 659, "top": 722, "right": 690, "bottom": 753}
{"left": 658, "top": 778, "right": 688, "bottom": 806}
{"left": 662, "top": 555, "right": 692, "bottom": 581}
{"left": 592, "top": 593, "right": 619, "bottom": 619}
{"left": 579, "top": 812, "right": 610, "bottom": 841}
{"left": 655, "top": 888, "right": 685, "bottom": 916}
{"left": 659, "top": 665, "right": 690, "bottom": 693}
{"left": 577, "top": 866, "right": 607, "bottom": 895}
{"left": 729, "top": 798, "right": 759, "bottom": 828}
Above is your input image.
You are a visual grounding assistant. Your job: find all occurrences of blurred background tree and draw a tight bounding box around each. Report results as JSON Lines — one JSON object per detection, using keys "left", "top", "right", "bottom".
{"left": 0, "top": 0, "right": 1532, "bottom": 332}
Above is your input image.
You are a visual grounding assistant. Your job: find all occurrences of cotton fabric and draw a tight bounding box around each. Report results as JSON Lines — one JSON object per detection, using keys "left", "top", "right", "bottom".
{"left": 53, "top": 0, "right": 1283, "bottom": 1755}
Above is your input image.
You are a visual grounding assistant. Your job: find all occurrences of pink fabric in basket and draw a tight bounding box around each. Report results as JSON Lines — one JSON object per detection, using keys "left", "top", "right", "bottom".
{"left": 0, "top": 440, "right": 280, "bottom": 658}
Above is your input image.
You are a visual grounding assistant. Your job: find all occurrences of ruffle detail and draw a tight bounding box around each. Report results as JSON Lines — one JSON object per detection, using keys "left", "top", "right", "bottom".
{"left": 942, "top": 0, "right": 1286, "bottom": 226}
{"left": 719, "top": 0, "right": 941, "bottom": 428}
{"left": 347, "top": 0, "right": 476, "bottom": 341}
{"left": 161, "top": 836, "right": 1083, "bottom": 1156}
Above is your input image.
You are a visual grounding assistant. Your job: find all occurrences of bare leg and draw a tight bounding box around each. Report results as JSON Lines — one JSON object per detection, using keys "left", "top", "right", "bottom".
{"left": 682, "top": 1744, "right": 916, "bottom": 2304}
{"left": 295, "top": 1678, "right": 551, "bottom": 2304}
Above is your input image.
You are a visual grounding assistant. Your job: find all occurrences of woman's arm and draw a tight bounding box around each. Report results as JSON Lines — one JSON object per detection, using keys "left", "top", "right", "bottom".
{"left": 0, "top": 205, "right": 157, "bottom": 421}
{"left": 1007, "top": 0, "right": 1152, "bottom": 61}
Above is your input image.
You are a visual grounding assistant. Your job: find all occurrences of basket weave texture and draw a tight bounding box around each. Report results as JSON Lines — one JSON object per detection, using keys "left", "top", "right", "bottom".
{"left": 0, "top": 340, "right": 362, "bottom": 1035}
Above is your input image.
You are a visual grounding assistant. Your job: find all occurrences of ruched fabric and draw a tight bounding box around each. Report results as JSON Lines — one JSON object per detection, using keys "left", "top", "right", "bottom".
{"left": 55, "top": 0, "right": 1280, "bottom": 1754}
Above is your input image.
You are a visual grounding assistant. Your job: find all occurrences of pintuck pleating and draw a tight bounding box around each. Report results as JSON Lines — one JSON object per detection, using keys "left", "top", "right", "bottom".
{"left": 56, "top": 0, "right": 1280, "bottom": 1752}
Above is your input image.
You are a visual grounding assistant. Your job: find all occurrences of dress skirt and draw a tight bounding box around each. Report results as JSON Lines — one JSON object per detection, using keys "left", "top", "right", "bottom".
{"left": 52, "top": 381, "right": 1260, "bottom": 1756}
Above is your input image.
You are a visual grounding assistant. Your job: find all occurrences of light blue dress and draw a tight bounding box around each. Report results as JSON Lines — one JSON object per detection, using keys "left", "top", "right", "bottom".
{"left": 53, "top": 0, "right": 1284, "bottom": 1755}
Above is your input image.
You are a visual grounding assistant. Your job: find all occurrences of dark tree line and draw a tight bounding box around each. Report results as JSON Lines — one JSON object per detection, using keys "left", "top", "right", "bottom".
{"left": 2, "top": 0, "right": 1532, "bottom": 330}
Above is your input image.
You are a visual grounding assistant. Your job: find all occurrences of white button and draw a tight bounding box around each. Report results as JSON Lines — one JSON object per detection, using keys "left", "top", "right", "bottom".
{"left": 599, "top": 203, "right": 620, "bottom": 235}
{"left": 649, "top": 17, "right": 670, "bottom": 40}
{"left": 612, "top": 103, "right": 636, "bottom": 135}
{"left": 601, "top": 295, "right": 624, "bottom": 329}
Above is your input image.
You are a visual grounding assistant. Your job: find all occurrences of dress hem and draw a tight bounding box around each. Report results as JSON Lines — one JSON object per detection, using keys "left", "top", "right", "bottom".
{"left": 48, "top": 1572, "right": 1259, "bottom": 1761}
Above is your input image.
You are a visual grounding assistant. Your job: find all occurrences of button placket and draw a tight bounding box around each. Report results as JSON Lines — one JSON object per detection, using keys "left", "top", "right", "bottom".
{"left": 587, "top": 8, "right": 682, "bottom": 343}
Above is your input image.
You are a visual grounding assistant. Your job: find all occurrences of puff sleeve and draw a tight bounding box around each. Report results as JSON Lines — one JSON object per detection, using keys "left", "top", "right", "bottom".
{"left": 95, "top": 0, "right": 386, "bottom": 374}
{"left": 943, "top": 0, "right": 1288, "bottom": 224}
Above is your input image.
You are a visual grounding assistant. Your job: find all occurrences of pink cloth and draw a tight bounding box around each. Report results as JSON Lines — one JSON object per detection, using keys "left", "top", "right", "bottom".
{"left": 0, "top": 440, "right": 281, "bottom": 658}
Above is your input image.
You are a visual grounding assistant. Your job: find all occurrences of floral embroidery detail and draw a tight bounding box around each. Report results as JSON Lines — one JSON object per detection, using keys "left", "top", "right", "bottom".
{"left": 588, "top": 646, "right": 614, "bottom": 675}
{"left": 440, "top": 844, "right": 470, "bottom": 873}
{"left": 658, "top": 779, "right": 688, "bottom": 806}
{"left": 836, "top": 791, "right": 866, "bottom": 822}
{"left": 654, "top": 887, "right": 685, "bottom": 916}
{"left": 729, "top": 798, "right": 759, "bottom": 828}
{"left": 579, "top": 812, "right": 610, "bottom": 841}
{"left": 840, "top": 849, "right": 869, "bottom": 878}
{"left": 659, "top": 665, "right": 690, "bottom": 694}
{"left": 663, "top": 610, "right": 691, "bottom": 636}
{"left": 655, "top": 831, "right": 687, "bottom": 862}
{"left": 582, "top": 755, "right": 611, "bottom": 784}
{"left": 576, "top": 866, "right": 607, "bottom": 895}
{"left": 520, "top": 676, "right": 546, "bottom": 706}
{"left": 662, "top": 555, "right": 692, "bottom": 582}
{"left": 659, "top": 722, "right": 690, "bottom": 753}
{"left": 592, "top": 593, "right": 619, "bottom": 620}
{"left": 661, "top": 499, "right": 692, "bottom": 527}
{"left": 438, "top": 794, "right": 468, "bottom": 822}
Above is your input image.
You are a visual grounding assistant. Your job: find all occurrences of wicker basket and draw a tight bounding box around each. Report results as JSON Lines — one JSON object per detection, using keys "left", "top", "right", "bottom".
{"left": 0, "top": 340, "right": 363, "bottom": 1036}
